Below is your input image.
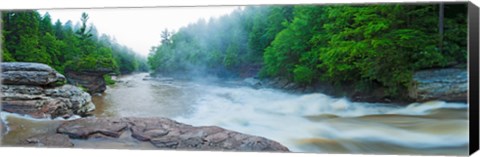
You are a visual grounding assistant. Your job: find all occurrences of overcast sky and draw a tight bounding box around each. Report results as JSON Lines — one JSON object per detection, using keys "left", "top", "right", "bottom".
{"left": 39, "top": 6, "right": 240, "bottom": 57}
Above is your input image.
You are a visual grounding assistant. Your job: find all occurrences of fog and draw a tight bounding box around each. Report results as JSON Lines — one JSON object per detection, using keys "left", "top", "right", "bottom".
{"left": 39, "top": 6, "right": 240, "bottom": 57}
{"left": 147, "top": 7, "right": 264, "bottom": 80}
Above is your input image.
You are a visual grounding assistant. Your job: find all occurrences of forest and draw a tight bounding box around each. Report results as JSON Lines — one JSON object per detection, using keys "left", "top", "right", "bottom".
{"left": 2, "top": 11, "right": 148, "bottom": 77}
{"left": 148, "top": 4, "right": 467, "bottom": 97}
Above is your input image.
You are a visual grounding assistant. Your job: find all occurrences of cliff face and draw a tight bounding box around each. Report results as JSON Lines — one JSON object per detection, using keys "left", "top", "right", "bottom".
{"left": 1, "top": 62, "right": 95, "bottom": 119}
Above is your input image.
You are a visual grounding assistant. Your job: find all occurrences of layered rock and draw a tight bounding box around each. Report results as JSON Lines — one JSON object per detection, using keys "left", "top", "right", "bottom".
{"left": 65, "top": 69, "right": 112, "bottom": 94}
{"left": 409, "top": 68, "right": 467, "bottom": 102}
{"left": 1, "top": 62, "right": 66, "bottom": 86}
{"left": 1, "top": 62, "right": 95, "bottom": 119}
{"left": 57, "top": 117, "right": 290, "bottom": 152}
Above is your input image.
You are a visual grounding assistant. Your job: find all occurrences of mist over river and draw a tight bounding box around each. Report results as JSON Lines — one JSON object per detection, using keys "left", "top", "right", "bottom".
{"left": 1, "top": 73, "right": 469, "bottom": 155}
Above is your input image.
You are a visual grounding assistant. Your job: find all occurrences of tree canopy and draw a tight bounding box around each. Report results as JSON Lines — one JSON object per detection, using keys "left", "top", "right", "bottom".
{"left": 147, "top": 4, "right": 467, "bottom": 97}
{"left": 2, "top": 11, "right": 148, "bottom": 75}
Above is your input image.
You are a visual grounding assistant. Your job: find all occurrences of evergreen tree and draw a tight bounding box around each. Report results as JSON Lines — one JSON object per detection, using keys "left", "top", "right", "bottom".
{"left": 2, "top": 10, "right": 147, "bottom": 75}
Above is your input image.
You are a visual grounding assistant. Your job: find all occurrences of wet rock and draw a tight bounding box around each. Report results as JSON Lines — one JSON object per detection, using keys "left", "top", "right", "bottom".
{"left": 23, "top": 133, "right": 74, "bottom": 147}
{"left": 276, "top": 78, "right": 289, "bottom": 88}
{"left": 284, "top": 82, "right": 298, "bottom": 90}
{"left": 142, "top": 76, "right": 152, "bottom": 81}
{"left": 2, "top": 99, "right": 69, "bottom": 118}
{"left": 303, "top": 86, "right": 315, "bottom": 93}
{"left": 243, "top": 77, "right": 262, "bottom": 88}
{"left": 1, "top": 117, "right": 7, "bottom": 136}
{"left": 56, "top": 117, "right": 290, "bottom": 152}
{"left": 57, "top": 117, "right": 128, "bottom": 139}
{"left": 1, "top": 62, "right": 65, "bottom": 86}
{"left": 65, "top": 71, "right": 110, "bottom": 94}
{"left": 265, "top": 77, "right": 279, "bottom": 87}
{"left": 2, "top": 85, "right": 95, "bottom": 119}
{"left": 44, "top": 85, "right": 96, "bottom": 115}
{"left": 1, "top": 62, "right": 95, "bottom": 119}
{"left": 409, "top": 68, "right": 467, "bottom": 102}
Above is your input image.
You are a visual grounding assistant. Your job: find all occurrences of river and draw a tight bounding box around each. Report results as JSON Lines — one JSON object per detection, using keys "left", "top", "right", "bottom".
{"left": 1, "top": 73, "right": 469, "bottom": 155}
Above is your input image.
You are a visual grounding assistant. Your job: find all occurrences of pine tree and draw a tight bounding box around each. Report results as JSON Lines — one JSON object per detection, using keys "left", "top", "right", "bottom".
{"left": 6, "top": 11, "right": 51, "bottom": 64}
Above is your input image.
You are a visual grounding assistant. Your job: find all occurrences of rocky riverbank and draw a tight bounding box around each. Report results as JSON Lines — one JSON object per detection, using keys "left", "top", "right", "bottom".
{"left": 17, "top": 117, "right": 290, "bottom": 152}
{"left": 409, "top": 68, "right": 467, "bottom": 102}
{"left": 241, "top": 68, "right": 468, "bottom": 103}
{"left": 65, "top": 68, "right": 113, "bottom": 94}
{"left": 2, "top": 62, "right": 290, "bottom": 152}
{"left": 1, "top": 62, "right": 95, "bottom": 118}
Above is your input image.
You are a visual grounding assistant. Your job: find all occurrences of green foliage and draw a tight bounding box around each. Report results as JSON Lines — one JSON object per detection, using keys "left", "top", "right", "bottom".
{"left": 293, "top": 65, "right": 315, "bottom": 85}
{"left": 148, "top": 6, "right": 293, "bottom": 77}
{"left": 147, "top": 4, "right": 467, "bottom": 98}
{"left": 316, "top": 4, "right": 457, "bottom": 96}
{"left": 262, "top": 6, "right": 326, "bottom": 81}
{"left": 64, "top": 53, "right": 118, "bottom": 72}
{"left": 103, "top": 74, "right": 116, "bottom": 85}
{"left": 77, "top": 85, "right": 88, "bottom": 92}
{"left": 2, "top": 11, "right": 147, "bottom": 76}
{"left": 2, "top": 50, "right": 15, "bottom": 62}
{"left": 261, "top": 4, "right": 466, "bottom": 96}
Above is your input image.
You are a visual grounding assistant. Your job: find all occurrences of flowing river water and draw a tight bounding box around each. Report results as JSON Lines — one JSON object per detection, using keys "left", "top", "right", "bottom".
{"left": 1, "top": 73, "right": 469, "bottom": 155}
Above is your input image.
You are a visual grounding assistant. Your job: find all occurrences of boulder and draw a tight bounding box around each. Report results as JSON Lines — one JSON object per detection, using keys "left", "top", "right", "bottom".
{"left": 1, "top": 62, "right": 95, "bottom": 119}
{"left": 57, "top": 117, "right": 290, "bottom": 152}
{"left": 1, "top": 62, "right": 65, "bottom": 86}
{"left": 65, "top": 71, "right": 109, "bottom": 94}
{"left": 409, "top": 68, "right": 467, "bottom": 102}
{"left": 22, "top": 133, "right": 74, "bottom": 147}
{"left": 1, "top": 84, "right": 95, "bottom": 119}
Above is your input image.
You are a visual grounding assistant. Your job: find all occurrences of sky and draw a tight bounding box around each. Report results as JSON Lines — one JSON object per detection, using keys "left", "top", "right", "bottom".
{"left": 39, "top": 6, "right": 240, "bottom": 57}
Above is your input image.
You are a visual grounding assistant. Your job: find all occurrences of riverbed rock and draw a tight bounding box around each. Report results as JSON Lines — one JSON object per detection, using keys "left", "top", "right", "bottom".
{"left": 1, "top": 117, "right": 7, "bottom": 136}
{"left": 56, "top": 117, "right": 290, "bottom": 152}
{"left": 57, "top": 117, "right": 128, "bottom": 139}
{"left": 409, "top": 68, "right": 467, "bottom": 102}
{"left": 22, "top": 133, "right": 74, "bottom": 147}
{"left": 1, "top": 62, "right": 95, "bottom": 119}
{"left": 1, "top": 62, "right": 65, "bottom": 86}
{"left": 2, "top": 85, "right": 95, "bottom": 119}
{"left": 65, "top": 70, "right": 111, "bottom": 94}
{"left": 243, "top": 77, "right": 262, "bottom": 88}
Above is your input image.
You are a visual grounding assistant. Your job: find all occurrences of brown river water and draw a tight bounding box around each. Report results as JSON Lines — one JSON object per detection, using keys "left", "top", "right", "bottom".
{"left": 0, "top": 73, "right": 469, "bottom": 155}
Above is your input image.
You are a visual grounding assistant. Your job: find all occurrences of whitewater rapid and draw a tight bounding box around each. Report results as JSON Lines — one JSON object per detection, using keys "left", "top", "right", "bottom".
{"left": 1, "top": 73, "right": 469, "bottom": 155}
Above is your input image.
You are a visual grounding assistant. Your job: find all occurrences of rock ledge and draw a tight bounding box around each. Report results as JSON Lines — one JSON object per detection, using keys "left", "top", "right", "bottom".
{"left": 55, "top": 117, "right": 290, "bottom": 152}
{"left": 1, "top": 62, "right": 95, "bottom": 118}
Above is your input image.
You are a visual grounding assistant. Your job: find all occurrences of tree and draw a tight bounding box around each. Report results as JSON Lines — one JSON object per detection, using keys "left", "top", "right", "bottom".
{"left": 3, "top": 10, "right": 147, "bottom": 75}
{"left": 144, "top": 4, "right": 467, "bottom": 98}
{"left": 76, "top": 12, "right": 93, "bottom": 41}
{"left": 160, "top": 28, "right": 171, "bottom": 45}
{"left": 4, "top": 11, "right": 51, "bottom": 64}
{"left": 39, "top": 12, "right": 54, "bottom": 34}
{"left": 53, "top": 19, "right": 65, "bottom": 40}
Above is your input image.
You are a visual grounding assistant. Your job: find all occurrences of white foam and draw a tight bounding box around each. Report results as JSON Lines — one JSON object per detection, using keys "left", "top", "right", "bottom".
{"left": 173, "top": 83, "right": 468, "bottom": 152}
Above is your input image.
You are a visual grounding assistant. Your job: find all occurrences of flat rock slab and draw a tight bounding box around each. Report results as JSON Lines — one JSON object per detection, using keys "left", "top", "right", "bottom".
{"left": 22, "top": 133, "right": 74, "bottom": 147}
{"left": 57, "top": 118, "right": 128, "bottom": 139}
{"left": 56, "top": 117, "right": 290, "bottom": 152}
{"left": 1, "top": 62, "right": 65, "bottom": 86}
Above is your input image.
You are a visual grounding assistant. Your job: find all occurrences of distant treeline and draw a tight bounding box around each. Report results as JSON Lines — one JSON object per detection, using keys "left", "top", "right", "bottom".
{"left": 148, "top": 4, "right": 467, "bottom": 97}
{"left": 2, "top": 11, "right": 148, "bottom": 75}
